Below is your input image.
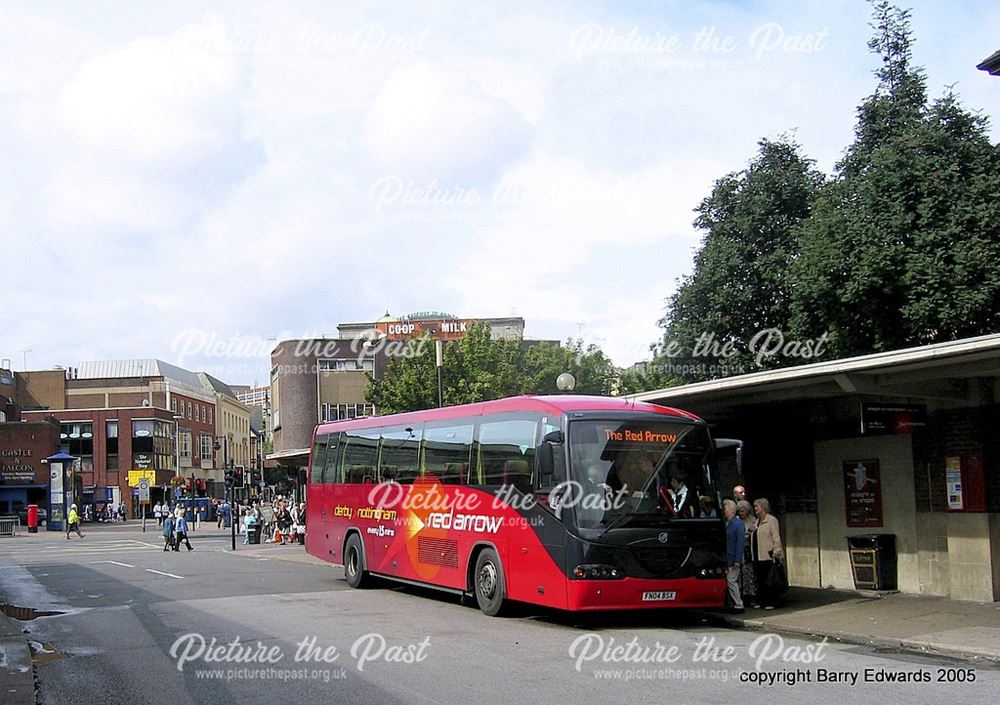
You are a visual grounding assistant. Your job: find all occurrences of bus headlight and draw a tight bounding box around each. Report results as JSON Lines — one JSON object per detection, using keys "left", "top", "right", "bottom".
{"left": 572, "top": 564, "right": 625, "bottom": 580}
{"left": 697, "top": 567, "right": 726, "bottom": 579}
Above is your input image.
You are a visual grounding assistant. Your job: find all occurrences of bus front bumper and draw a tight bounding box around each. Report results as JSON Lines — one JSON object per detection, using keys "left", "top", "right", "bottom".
{"left": 566, "top": 576, "right": 725, "bottom": 611}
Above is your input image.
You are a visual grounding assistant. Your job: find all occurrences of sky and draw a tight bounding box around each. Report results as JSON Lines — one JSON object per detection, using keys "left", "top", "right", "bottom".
{"left": 2, "top": 0, "right": 998, "bottom": 386}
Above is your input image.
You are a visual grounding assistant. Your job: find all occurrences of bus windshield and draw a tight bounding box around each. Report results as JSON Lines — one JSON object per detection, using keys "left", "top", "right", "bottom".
{"left": 565, "top": 419, "right": 715, "bottom": 530}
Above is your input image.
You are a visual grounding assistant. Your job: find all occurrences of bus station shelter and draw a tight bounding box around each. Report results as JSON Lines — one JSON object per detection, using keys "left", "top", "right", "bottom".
{"left": 631, "top": 333, "right": 1000, "bottom": 602}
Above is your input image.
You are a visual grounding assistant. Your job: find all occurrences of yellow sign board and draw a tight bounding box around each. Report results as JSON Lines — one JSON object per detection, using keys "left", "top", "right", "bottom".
{"left": 127, "top": 469, "right": 156, "bottom": 487}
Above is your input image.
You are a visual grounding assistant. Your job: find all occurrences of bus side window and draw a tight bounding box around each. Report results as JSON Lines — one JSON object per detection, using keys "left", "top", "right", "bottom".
{"left": 310, "top": 433, "right": 329, "bottom": 484}
{"left": 380, "top": 426, "right": 422, "bottom": 483}
{"left": 342, "top": 429, "right": 379, "bottom": 484}
{"left": 422, "top": 422, "right": 474, "bottom": 485}
{"left": 322, "top": 433, "right": 340, "bottom": 483}
{"left": 477, "top": 417, "right": 540, "bottom": 490}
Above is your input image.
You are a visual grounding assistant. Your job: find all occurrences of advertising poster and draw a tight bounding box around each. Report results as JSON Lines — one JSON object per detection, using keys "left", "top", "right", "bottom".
{"left": 946, "top": 456, "right": 964, "bottom": 510}
{"left": 844, "top": 459, "right": 883, "bottom": 527}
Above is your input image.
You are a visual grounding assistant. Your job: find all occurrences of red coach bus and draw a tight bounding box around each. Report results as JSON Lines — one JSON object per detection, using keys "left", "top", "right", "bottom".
{"left": 306, "top": 395, "right": 731, "bottom": 616}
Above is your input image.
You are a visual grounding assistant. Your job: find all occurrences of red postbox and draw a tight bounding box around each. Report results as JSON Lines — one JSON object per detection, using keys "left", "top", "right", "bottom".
{"left": 27, "top": 504, "right": 39, "bottom": 533}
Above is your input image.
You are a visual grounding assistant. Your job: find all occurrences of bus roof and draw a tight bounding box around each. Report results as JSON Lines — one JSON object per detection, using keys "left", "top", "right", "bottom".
{"left": 314, "top": 394, "right": 702, "bottom": 438}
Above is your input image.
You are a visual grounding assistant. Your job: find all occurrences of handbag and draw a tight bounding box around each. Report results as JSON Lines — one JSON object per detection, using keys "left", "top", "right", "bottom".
{"left": 767, "top": 559, "right": 789, "bottom": 595}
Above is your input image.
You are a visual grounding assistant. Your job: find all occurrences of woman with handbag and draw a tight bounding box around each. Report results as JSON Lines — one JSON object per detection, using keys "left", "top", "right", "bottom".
{"left": 752, "top": 498, "right": 784, "bottom": 609}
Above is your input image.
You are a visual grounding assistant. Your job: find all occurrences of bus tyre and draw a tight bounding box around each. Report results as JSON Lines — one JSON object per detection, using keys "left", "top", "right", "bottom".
{"left": 344, "top": 534, "right": 370, "bottom": 589}
{"left": 474, "top": 548, "right": 507, "bottom": 616}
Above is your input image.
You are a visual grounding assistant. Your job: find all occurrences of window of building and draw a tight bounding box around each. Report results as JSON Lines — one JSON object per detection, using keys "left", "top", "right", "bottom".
{"left": 318, "top": 359, "right": 373, "bottom": 372}
{"left": 200, "top": 433, "right": 213, "bottom": 462}
{"left": 106, "top": 421, "right": 119, "bottom": 471}
{"left": 179, "top": 429, "right": 192, "bottom": 460}
{"left": 129, "top": 419, "right": 156, "bottom": 475}
{"left": 321, "top": 403, "right": 375, "bottom": 422}
{"left": 187, "top": 402, "right": 192, "bottom": 420}
{"left": 208, "top": 409, "right": 212, "bottom": 425}
{"left": 60, "top": 422, "right": 94, "bottom": 456}
{"left": 171, "top": 399, "right": 177, "bottom": 413}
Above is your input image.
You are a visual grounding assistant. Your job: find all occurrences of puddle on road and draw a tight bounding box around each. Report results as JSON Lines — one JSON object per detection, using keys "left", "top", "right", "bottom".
{"left": 0, "top": 603, "right": 65, "bottom": 620}
{"left": 28, "top": 640, "right": 69, "bottom": 666}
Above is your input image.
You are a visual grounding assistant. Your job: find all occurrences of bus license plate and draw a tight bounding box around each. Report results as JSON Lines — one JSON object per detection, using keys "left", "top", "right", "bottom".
{"left": 642, "top": 591, "right": 677, "bottom": 602}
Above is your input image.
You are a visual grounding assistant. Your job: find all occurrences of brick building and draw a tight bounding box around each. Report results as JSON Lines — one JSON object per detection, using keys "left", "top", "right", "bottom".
{"left": 15, "top": 359, "right": 245, "bottom": 516}
{"left": 0, "top": 417, "right": 59, "bottom": 516}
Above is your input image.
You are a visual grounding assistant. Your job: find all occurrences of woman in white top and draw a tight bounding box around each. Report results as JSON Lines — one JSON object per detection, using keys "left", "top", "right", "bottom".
{"left": 153, "top": 502, "right": 163, "bottom": 527}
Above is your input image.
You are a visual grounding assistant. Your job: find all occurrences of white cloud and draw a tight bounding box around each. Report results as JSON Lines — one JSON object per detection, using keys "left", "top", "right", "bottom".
{"left": 362, "top": 58, "right": 533, "bottom": 183}
{"left": 28, "top": 12, "right": 260, "bottom": 239}
{"left": 56, "top": 12, "right": 241, "bottom": 164}
{"left": 2, "top": 0, "right": 998, "bottom": 379}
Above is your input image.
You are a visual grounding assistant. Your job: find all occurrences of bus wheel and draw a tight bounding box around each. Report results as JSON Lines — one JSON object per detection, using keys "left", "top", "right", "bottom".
{"left": 344, "top": 534, "right": 370, "bottom": 589}
{"left": 474, "top": 548, "right": 507, "bottom": 616}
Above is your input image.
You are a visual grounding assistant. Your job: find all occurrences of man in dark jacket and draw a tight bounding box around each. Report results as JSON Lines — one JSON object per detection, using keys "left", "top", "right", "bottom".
{"left": 723, "top": 499, "right": 745, "bottom": 613}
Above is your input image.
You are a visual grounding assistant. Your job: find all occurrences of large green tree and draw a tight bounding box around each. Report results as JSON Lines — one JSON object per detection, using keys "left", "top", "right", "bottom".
{"left": 790, "top": 1, "right": 1000, "bottom": 354}
{"left": 366, "top": 323, "right": 616, "bottom": 414}
{"left": 656, "top": 137, "right": 825, "bottom": 382}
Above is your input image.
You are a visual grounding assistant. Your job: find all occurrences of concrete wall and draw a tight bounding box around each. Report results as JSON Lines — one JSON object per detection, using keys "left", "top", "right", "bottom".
{"left": 814, "top": 436, "right": 920, "bottom": 593}
{"left": 915, "top": 512, "right": 949, "bottom": 596}
{"left": 17, "top": 370, "right": 66, "bottom": 410}
{"left": 946, "top": 513, "right": 997, "bottom": 602}
{"left": 318, "top": 370, "right": 369, "bottom": 407}
{"left": 991, "top": 514, "right": 1000, "bottom": 602}
{"left": 785, "top": 512, "right": 821, "bottom": 587}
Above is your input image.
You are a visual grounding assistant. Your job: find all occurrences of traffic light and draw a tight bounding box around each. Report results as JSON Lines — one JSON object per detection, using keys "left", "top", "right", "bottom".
{"left": 235, "top": 466, "right": 245, "bottom": 489}
{"left": 224, "top": 468, "right": 235, "bottom": 489}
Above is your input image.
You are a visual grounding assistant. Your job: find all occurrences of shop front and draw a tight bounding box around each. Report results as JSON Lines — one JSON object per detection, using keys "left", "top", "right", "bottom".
{"left": 0, "top": 419, "right": 59, "bottom": 521}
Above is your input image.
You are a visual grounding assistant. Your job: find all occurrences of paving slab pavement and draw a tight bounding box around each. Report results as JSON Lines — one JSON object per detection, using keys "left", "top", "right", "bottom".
{"left": 0, "top": 611, "right": 35, "bottom": 705}
{"left": 709, "top": 586, "right": 1000, "bottom": 662}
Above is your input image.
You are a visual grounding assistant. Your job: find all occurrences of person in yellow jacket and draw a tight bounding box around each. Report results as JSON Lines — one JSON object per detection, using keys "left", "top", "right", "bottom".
{"left": 66, "top": 503, "right": 85, "bottom": 539}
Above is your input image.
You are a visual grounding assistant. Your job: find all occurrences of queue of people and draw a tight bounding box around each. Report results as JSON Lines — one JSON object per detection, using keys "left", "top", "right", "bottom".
{"left": 725, "top": 484, "right": 785, "bottom": 612}
{"left": 234, "top": 497, "right": 306, "bottom": 545}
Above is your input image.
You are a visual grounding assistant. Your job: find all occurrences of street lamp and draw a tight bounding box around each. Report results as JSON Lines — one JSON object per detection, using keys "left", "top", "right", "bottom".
{"left": 556, "top": 372, "right": 576, "bottom": 393}
{"left": 435, "top": 340, "right": 444, "bottom": 408}
{"left": 363, "top": 332, "right": 385, "bottom": 415}
{"left": 172, "top": 414, "right": 183, "bottom": 504}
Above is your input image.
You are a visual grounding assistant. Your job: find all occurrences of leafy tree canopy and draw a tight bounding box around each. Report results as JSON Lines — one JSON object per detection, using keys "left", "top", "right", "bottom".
{"left": 366, "top": 322, "right": 617, "bottom": 415}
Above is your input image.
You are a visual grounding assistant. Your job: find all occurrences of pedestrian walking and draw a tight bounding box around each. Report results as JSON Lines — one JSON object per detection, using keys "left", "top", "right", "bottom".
{"left": 174, "top": 509, "right": 193, "bottom": 551}
{"left": 162, "top": 512, "right": 176, "bottom": 551}
{"left": 66, "top": 504, "right": 85, "bottom": 539}
{"left": 154, "top": 502, "right": 163, "bottom": 526}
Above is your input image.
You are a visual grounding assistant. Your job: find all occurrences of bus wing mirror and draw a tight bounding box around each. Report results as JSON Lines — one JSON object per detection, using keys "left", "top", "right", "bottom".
{"left": 537, "top": 443, "right": 554, "bottom": 486}
{"left": 536, "top": 431, "right": 564, "bottom": 489}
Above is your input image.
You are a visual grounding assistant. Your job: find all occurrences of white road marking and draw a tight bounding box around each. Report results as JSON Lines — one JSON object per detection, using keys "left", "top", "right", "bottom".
{"left": 145, "top": 569, "right": 184, "bottom": 579}
{"left": 100, "top": 561, "right": 135, "bottom": 568}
